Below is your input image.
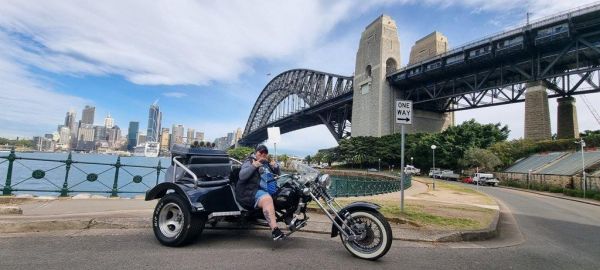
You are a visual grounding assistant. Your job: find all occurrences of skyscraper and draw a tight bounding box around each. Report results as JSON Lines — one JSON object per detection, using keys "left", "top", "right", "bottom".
{"left": 171, "top": 124, "right": 184, "bottom": 148}
{"left": 65, "top": 109, "right": 78, "bottom": 149}
{"left": 127, "top": 121, "right": 139, "bottom": 151}
{"left": 195, "top": 132, "right": 205, "bottom": 142}
{"left": 81, "top": 105, "right": 95, "bottom": 125}
{"left": 160, "top": 128, "right": 170, "bottom": 153}
{"left": 235, "top": 128, "right": 243, "bottom": 143}
{"left": 146, "top": 101, "right": 161, "bottom": 142}
{"left": 64, "top": 110, "right": 76, "bottom": 128}
{"left": 104, "top": 113, "right": 114, "bottom": 129}
{"left": 226, "top": 132, "right": 234, "bottom": 147}
{"left": 187, "top": 128, "right": 195, "bottom": 143}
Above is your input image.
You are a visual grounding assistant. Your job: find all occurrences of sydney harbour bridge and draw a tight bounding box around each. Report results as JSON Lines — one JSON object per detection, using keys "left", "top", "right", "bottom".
{"left": 239, "top": 3, "right": 600, "bottom": 146}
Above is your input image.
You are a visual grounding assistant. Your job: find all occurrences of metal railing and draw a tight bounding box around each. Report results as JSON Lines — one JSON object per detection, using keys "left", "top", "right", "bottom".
{"left": 1, "top": 149, "right": 167, "bottom": 197}
{"left": 329, "top": 174, "right": 411, "bottom": 197}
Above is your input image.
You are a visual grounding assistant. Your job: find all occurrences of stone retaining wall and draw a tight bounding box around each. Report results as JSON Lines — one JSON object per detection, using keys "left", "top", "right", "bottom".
{"left": 496, "top": 172, "right": 600, "bottom": 191}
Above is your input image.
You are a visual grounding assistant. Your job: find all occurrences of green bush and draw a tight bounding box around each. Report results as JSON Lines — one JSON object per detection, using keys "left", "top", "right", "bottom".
{"left": 548, "top": 186, "right": 563, "bottom": 193}
{"left": 564, "top": 188, "right": 584, "bottom": 198}
{"left": 594, "top": 193, "right": 600, "bottom": 201}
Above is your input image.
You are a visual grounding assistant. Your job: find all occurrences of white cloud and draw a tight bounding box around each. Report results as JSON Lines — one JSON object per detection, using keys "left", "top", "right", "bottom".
{"left": 0, "top": 34, "right": 89, "bottom": 138}
{"left": 0, "top": 0, "right": 355, "bottom": 86}
{"left": 270, "top": 125, "right": 339, "bottom": 157}
{"left": 163, "top": 92, "right": 187, "bottom": 98}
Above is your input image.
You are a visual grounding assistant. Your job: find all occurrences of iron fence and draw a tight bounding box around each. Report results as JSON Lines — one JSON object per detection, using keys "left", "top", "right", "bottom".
{"left": 1, "top": 149, "right": 167, "bottom": 197}
{"left": 329, "top": 174, "right": 411, "bottom": 197}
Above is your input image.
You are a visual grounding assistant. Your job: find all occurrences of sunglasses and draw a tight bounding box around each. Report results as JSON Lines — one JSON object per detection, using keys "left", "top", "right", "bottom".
{"left": 258, "top": 150, "right": 268, "bottom": 155}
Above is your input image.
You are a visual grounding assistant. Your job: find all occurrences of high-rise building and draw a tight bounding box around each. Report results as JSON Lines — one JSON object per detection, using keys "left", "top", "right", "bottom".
{"left": 187, "top": 128, "right": 195, "bottom": 143}
{"left": 65, "top": 109, "right": 78, "bottom": 149}
{"left": 234, "top": 128, "right": 243, "bottom": 144}
{"left": 64, "top": 110, "right": 76, "bottom": 128}
{"left": 146, "top": 101, "right": 161, "bottom": 142}
{"left": 81, "top": 105, "right": 95, "bottom": 125}
{"left": 127, "top": 121, "right": 139, "bottom": 151}
{"left": 195, "top": 132, "right": 205, "bottom": 142}
{"left": 104, "top": 113, "right": 114, "bottom": 129}
{"left": 226, "top": 132, "right": 234, "bottom": 147}
{"left": 171, "top": 124, "right": 184, "bottom": 147}
{"left": 94, "top": 126, "right": 108, "bottom": 142}
{"left": 160, "top": 128, "right": 170, "bottom": 153}
{"left": 58, "top": 126, "right": 71, "bottom": 145}
{"left": 138, "top": 134, "right": 147, "bottom": 145}
{"left": 77, "top": 123, "right": 95, "bottom": 151}
{"left": 108, "top": 126, "right": 122, "bottom": 148}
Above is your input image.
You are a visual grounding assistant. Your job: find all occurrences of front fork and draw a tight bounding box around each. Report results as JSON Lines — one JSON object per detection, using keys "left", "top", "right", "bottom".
{"left": 309, "top": 191, "right": 363, "bottom": 241}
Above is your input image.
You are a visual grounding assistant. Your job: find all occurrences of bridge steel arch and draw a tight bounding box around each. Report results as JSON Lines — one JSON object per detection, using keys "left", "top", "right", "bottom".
{"left": 240, "top": 69, "right": 353, "bottom": 146}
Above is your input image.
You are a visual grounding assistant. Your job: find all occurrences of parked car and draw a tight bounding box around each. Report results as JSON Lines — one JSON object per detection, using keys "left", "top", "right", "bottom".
{"left": 439, "top": 170, "right": 460, "bottom": 181}
{"left": 404, "top": 165, "right": 420, "bottom": 175}
{"left": 472, "top": 173, "right": 499, "bottom": 186}
{"left": 462, "top": 176, "right": 473, "bottom": 184}
{"left": 367, "top": 168, "right": 378, "bottom": 172}
{"left": 429, "top": 168, "right": 441, "bottom": 178}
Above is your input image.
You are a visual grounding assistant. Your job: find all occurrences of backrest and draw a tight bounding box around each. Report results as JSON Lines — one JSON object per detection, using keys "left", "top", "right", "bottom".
{"left": 187, "top": 163, "right": 232, "bottom": 179}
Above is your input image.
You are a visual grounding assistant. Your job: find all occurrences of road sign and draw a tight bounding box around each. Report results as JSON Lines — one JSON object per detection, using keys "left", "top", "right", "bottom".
{"left": 396, "top": 100, "right": 412, "bottom": 125}
{"left": 267, "top": 127, "right": 281, "bottom": 143}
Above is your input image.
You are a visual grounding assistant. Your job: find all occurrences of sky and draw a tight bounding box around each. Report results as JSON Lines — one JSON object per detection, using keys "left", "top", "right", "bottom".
{"left": 1, "top": 0, "right": 599, "bottom": 156}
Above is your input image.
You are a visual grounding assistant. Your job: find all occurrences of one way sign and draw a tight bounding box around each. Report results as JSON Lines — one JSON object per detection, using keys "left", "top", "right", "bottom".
{"left": 395, "top": 100, "right": 412, "bottom": 125}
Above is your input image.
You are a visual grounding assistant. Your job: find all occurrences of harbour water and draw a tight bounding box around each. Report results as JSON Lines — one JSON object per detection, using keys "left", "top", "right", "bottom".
{"left": 0, "top": 152, "right": 170, "bottom": 197}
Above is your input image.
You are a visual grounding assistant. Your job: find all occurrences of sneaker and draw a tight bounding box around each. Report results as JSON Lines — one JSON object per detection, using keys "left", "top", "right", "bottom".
{"left": 272, "top": 227, "right": 286, "bottom": 241}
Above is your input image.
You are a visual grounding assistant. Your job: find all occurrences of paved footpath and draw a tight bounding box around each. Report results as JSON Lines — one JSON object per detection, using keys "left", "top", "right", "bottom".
{"left": 0, "top": 180, "right": 495, "bottom": 241}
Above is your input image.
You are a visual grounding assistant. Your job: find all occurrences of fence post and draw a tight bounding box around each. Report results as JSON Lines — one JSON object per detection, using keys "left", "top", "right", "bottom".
{"left": 111, "top": 157, "right": 121, "bottom": 197}
{"left": 2, "top": 148, "right": 16, "bottom": 195}
{"left": 60, "top": 152, "right": 73, "bottom": 197}
{"left": 156, "top": 160, "right": 162, "bottom": 186}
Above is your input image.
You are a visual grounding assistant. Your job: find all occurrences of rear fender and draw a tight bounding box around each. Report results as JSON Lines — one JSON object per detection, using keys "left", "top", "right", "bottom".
{"left": 330, "top": 201, "right": 381, "bottom": 238}
{"left": 145, "top": 182, "right": 196, "bottom": 210}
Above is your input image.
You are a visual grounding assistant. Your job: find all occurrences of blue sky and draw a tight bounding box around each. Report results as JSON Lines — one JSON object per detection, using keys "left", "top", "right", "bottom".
{"left": 1, "top": 0, "right": 599, "bottom": 156}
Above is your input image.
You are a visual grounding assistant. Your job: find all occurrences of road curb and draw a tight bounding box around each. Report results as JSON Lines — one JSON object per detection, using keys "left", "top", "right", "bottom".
{"left": 499, "top": 186, "right": 600, "bottom": 207}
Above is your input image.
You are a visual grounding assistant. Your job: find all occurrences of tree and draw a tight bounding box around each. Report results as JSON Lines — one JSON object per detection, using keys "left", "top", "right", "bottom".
{"left": 313, "top": 152, "right": 324, "bottom": 165}
{"left": 459, "top": 148, "right": 501, "bottom": 172}
{"left": 227, "top": 146, "right": 254, "bottom": 161}
{"left": 322, "top": 152, "right": 334, "bottom": 167}
{"left": 279, "top": 154, "right": 289, "bottom": 167}
{"left": 304, "top": 155, "right": 312, "bottom": 165}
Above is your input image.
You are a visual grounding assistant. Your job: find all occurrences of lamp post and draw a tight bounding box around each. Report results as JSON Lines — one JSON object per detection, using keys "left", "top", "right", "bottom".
{"left": 431, "top": 144, "right": 437, "bottom": 190}
{"left": 577, "top": 139, "right": 587, "bottom": 198}
{"left": 378, "top": 158, "right": 381, "bottom": 172}
{"left": 411, "top": 157, "right": 414, "bottom": 166}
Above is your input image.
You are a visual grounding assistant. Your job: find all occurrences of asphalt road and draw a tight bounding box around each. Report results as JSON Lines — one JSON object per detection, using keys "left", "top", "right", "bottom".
{"left": 1, "top": 185, "right": 599, "bottom": 270}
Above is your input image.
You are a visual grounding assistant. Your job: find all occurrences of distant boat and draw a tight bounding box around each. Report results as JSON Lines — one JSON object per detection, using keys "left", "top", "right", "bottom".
{"left": 133, "top": 142, "right": 160, "bottom": 158}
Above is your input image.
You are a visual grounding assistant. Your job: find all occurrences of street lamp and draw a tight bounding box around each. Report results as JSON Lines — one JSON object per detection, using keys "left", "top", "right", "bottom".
{"left": 378, "top": 158, "right": 381, "bottom": 172}
{"left": 411, "top": 157, "right": 414, "bottom": 166}
{"left": 431, "top": 144, "right": 437, "bottom": 190}
{"left": 576, "top": 139, "right": 587, "bottom": 198}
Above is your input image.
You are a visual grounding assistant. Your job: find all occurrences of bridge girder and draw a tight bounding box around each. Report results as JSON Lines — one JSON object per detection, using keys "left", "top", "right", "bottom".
{"left": 240, "top": 69, "right": 353, "bottom": 146}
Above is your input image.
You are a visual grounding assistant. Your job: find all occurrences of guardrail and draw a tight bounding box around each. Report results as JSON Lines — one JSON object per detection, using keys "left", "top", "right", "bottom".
{"left": 329, "top": 174, "right": 411, "bottom": 197}
{"left": 0, "top": 149, "right": 167, "bottom": 197}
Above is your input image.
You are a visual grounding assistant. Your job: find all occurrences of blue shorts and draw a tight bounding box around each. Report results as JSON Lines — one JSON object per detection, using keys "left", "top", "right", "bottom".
{"left": 254, "top": 190, "right": 269, "bottom": 208}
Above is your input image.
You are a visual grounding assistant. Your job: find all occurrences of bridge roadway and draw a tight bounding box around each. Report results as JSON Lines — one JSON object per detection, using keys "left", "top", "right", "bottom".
{"left": 2, "top": 184, "right": 599, "bottom": 269}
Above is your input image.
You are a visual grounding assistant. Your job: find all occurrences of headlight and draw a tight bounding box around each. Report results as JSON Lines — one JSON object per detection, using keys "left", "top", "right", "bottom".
{"left": 318, "top": 174, "right": 331, "bottom": 189}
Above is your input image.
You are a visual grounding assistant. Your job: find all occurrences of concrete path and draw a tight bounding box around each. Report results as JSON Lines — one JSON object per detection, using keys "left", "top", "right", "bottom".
{"left": 0, "top": 180, "right": 498, "bottom": 242}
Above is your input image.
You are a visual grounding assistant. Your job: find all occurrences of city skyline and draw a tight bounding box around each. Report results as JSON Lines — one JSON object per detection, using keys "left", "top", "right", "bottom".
{"left": 2, "top": 1, "right": 600, "bottom": 156}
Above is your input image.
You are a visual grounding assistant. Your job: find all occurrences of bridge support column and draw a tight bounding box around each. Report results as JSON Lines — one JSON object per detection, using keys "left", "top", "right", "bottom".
{"left": 557, "top": 96, "right": 579, "bottom": 139}
{"left": 524, "top": 82, "right": 551, "bottom": 141}
{"left": 397, "top": 109, "right": 454, "bottom": 134}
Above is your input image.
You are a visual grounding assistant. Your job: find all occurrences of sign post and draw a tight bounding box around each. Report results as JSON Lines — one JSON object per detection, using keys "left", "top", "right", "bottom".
{"left": 396, "top": 100, "right": 412, "bottom": 212}
{"left": 267, "top": 127, "right": 281, "bottom": 162}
